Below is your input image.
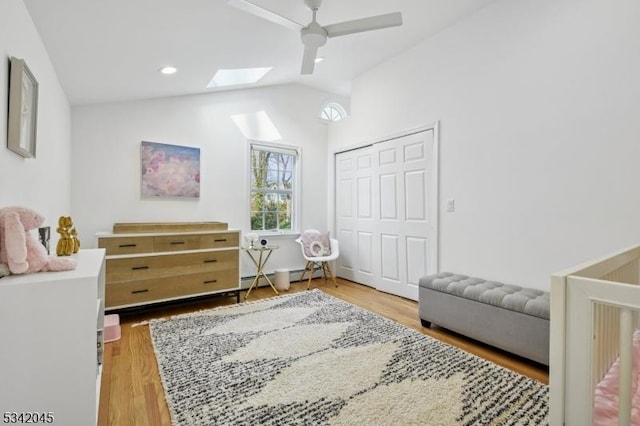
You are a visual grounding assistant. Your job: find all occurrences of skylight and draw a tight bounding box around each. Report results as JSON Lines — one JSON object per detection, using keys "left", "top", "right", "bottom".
{"left": 207, "top": 67, "right": 272, "bottom": 88}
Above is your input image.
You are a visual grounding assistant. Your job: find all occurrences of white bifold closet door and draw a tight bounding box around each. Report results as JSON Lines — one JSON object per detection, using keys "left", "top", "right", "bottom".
{"left": 335, "top": 129, "right": 437, "bottom": 301}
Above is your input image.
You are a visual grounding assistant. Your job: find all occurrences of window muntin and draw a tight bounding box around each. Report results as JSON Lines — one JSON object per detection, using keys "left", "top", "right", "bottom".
{"left": 320, "top": 102, "right": 346, "bottom": 122}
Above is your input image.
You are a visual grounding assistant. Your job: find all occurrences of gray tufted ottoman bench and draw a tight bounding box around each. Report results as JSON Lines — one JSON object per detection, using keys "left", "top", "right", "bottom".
{"left": 419, "top": 272, "right": 550, "bottom": 365}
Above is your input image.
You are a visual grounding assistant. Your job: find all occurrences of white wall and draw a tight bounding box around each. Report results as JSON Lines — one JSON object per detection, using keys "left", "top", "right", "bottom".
{"left": 328, "top": 0, "right": 640, "bottom": 290}
{"left": 72, "top": 84, "right": 338, "bottom": 277}
{"left": 0, "top": 0, "right": 71, "bottom": 247}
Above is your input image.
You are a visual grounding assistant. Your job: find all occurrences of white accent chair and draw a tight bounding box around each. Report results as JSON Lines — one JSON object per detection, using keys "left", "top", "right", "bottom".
{"left": 295, "top": 230, "right": 339, "bottom": 290}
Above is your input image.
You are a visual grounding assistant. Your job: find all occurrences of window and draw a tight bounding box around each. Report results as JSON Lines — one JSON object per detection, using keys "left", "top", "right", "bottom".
{"left": 320, "top": 102, "right": 347, "bottom": 122}
{"left": 250, "top": 143, "right": 298, "bottom": 232}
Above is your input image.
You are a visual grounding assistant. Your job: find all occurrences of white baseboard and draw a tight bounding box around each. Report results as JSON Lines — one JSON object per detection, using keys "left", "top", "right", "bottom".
{"left": 240, "top": 268, "right": 324, "bottom": 290}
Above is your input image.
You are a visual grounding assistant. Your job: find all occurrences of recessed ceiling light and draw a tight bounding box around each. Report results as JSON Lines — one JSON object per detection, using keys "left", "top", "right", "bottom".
{"left": 315, "top": 57, "right": 324, "bottom": 63}
{"left": 207, "top": 67, "right": 272, "bottom": 88}
{"left": 159, "top": 66, "right": 177, "bottom": 75}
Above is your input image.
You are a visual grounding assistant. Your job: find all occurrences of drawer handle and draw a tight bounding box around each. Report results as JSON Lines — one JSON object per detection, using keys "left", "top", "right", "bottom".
{"left": 204, "top": 259, "right": 218, "bottom": 263}
{"left": 203, "top": 279, "right": 218, "bottom": 284}
{"left": 131, "top": 289, "right": 149, "bottom": 294}
{"left": 214, "top": 239, "right": 227, "bottom": 242}
{"left": 170, "top": 241, "right": 185, "bottom": 245}
{"left": 131, "top": 266, "right": 149, "bottom": 270}
{"left": 119, "top": 244, "right": 137, "bottom": 248}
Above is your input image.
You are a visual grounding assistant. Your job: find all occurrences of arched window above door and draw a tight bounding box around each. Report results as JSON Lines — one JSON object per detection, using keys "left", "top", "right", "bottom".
{"left": 320, "top": 102, "right": 347, "bottom": 122}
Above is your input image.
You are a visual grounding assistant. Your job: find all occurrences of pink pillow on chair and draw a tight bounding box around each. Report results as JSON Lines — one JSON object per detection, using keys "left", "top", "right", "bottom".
{"left": 301, "top": 231, "right": 332, "bottom": 257}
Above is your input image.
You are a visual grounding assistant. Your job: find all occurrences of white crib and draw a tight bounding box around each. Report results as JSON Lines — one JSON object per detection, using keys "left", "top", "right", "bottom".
{"left": 551, "top": 244, "right": 640, "bottom": 425}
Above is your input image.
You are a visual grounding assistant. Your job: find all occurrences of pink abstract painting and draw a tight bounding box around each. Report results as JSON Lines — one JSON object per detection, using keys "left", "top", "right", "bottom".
{"left": 141, "top": 141, "right": 200, "bottom": 198}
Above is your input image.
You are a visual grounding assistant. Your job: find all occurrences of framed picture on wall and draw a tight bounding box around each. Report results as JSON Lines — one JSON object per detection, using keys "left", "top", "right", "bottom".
{"left": 7, "top": 57, "right": 38, "bottom": 158}
{"left": 140, "top": 141, "right": 201, "bottom": 198}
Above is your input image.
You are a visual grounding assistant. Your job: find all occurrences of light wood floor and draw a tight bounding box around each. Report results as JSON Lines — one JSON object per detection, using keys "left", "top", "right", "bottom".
{"left": 98, "top": 278, "right": 549, "bottom": 426}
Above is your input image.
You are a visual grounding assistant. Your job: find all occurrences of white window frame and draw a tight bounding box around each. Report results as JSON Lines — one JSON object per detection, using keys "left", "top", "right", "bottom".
{"left": 248, "top": 140, "right": 301, "bottom": 235}
{"left": 320, "top": 102, "right": 347, "bottom": 122}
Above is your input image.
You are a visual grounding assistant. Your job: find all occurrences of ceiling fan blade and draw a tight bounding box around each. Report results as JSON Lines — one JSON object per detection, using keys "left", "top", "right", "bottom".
{"left": 324, "top": 12, "right": 402, "bottom": 38}
{"left": 301, "top": 46, "right": 318, "bottom": 74}
{"left": 228, "top": 0, "right": 303, "bottom": 31}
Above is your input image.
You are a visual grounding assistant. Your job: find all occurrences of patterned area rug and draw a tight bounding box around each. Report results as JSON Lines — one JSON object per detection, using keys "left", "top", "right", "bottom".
{"left": 150, "top": 290, "right": 548, "bottom": 425}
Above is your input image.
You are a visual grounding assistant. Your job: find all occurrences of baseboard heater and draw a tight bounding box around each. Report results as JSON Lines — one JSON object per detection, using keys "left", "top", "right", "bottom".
{"left": 239, "top": 268, "right": 324, "bottom": 290}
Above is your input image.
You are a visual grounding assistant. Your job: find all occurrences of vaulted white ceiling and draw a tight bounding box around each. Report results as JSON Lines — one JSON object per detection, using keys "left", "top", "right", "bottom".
{"left": 24, "top": 0, "right": 497, "bottom": 105}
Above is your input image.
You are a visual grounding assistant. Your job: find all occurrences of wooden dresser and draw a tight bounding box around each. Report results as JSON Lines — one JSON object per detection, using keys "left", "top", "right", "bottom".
{"left": 97, "top": 222, "right": 240, "bottom": 310}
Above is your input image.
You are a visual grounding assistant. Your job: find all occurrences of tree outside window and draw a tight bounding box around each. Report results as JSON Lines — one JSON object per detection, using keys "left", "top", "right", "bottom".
{"left": 250, "top": 144, "right": 297, "bottom": 232}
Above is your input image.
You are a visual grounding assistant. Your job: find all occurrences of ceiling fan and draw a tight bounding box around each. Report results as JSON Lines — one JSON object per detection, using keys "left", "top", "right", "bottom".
{"left": 228, "top": 0, "right": 403, "bottom": 75}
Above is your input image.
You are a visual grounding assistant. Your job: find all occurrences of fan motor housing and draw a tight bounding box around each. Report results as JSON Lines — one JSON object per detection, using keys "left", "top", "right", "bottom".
{"left": 301, "top": 22, "right": 327, "bottom": 47}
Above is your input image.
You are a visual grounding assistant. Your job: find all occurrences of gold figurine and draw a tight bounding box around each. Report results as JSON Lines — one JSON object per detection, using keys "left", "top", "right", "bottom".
{"left": 56, "top": 216, "right": 80, "bottom": 256}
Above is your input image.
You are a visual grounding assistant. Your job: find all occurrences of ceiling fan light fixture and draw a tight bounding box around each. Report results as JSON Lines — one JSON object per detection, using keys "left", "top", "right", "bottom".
{"left": 159, "top": 66, "right": 177, "bottom": 75}
{"left": 301, "top": 24, "right": 327, "bottom": 48}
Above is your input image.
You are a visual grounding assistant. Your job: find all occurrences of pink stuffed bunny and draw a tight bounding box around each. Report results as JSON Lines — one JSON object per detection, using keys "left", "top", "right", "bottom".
{"left": 0, "top": 206, "right": 75, "bottom": 274}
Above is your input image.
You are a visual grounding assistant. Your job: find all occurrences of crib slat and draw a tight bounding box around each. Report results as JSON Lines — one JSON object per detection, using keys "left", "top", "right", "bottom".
{"left": 619, "top": 308, "right": 633, "bottom": 426}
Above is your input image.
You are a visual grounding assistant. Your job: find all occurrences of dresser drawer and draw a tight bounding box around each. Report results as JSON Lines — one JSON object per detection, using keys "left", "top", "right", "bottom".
{"left": 106, "top": 269, "right": 239, "bottom": 307}
{"left": 106, "top": 249, "right": 238, "bottom": 283}
{"left": 98, "top": 236, "right": 154, "bottom": 255}
{"left": 199, "top": 232, "right": 239, "bottom": 249}
{"left": 153, "top": 235, "right": 201, "bottom": 252}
